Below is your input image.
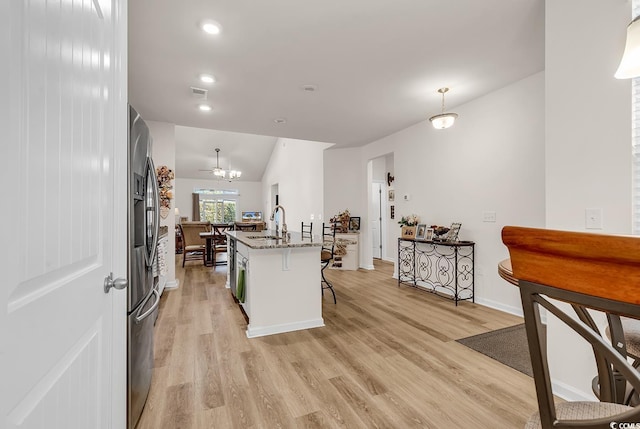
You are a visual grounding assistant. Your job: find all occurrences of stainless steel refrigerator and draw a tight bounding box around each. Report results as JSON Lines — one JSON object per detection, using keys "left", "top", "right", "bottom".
{"left": 128, "top": 105, "right": 161, "bottom": 429}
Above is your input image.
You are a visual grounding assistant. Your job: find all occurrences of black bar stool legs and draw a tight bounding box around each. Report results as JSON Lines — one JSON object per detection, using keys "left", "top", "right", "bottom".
{"left": 321, "top": 260, "right": 336, "bottom": 304}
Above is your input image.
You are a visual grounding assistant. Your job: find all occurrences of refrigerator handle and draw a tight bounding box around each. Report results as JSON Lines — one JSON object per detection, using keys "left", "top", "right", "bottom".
{"left": 135, "top": 288, "right": 160, "bottom": 324}
{"left": 146, "top": 156, "right": 161, "bottom": 267}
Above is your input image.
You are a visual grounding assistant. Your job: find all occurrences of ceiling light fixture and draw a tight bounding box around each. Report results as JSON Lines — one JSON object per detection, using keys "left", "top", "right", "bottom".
{"left": 201, "top": 20, "right": 222, "bottom": 35}
{"left": 615, "top": 16, "right": 640, "bottom": 79}
{"left": 198, "top": 104, "right": 212, "bottom": 111}
{"left": 429, "top": 87, "right": 458, "bottom": 130}
{"left": 274, "top": 118, "right": 287, "bottom": 124}
{"left": 210, "top": 148, "right": 242, "bottom": 181}
{"left": 199, "top": 74, "right": 216, "bottom": 84}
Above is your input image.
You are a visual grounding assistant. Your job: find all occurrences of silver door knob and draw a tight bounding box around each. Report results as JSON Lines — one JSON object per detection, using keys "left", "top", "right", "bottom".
{"left": 104, "top": 272, "right": 128, "bottom": 293}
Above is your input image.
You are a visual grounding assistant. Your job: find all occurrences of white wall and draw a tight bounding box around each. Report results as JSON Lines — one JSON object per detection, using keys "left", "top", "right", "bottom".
{"left": 174, "top": 178, "right": 262, "bottom": 222}
{"left": 324, "top": 147, "right": 365, "bottom": 222}
{"left": 261, "top": 138, "right": 332, "bottom": 233}
{"left": 148, "top": 120, "right": 177, "bottom": 287}
{"left": 324, "top": 147, "right": 370, "bottom": 267}
{"left": 324, "top": 72, "right": 546, "bottom": 312}
{"left": 544, "top": 0, "right": 632, "bottom": 400}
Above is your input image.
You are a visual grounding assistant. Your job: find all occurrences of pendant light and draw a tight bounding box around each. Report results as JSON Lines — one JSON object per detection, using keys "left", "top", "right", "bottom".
{"left": 429, "top": 87, "right": 458, "bottom": 129}
{"left": 615, "top": 16, "right": 640, "bottom": 79}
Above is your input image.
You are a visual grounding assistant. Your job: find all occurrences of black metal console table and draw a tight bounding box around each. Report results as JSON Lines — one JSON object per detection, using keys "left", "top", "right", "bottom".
{"left": 397, "top": 238, "right": 475, "bottom": 305}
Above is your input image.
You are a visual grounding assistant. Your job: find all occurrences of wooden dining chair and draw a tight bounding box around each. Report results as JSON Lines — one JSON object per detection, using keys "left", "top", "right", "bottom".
{"left": 212, "top": 223, "right": 233, "bottom": 266}
{"left": 179, "top": 221, "right": 211, "bottom": 267}
{"left": 502, "top": 226, "right": 640, "bottom": 428}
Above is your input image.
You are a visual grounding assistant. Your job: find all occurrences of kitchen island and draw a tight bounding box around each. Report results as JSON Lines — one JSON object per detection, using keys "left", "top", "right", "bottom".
{"left": 226, "top": 230, "right": 324, "bottom": 338}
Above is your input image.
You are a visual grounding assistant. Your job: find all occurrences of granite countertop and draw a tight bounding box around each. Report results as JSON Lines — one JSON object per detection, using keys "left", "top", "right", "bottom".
{"left": 226, "top": 229, "right": 322, "bottom": 249}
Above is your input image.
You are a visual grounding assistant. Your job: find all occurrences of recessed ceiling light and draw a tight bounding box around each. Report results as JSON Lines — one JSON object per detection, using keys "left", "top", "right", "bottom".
{"left": 301, "top": 84, "right": 318, "bottom": 92}
{"left": 199, "top": 104, "right": 212, "bottom": 112}
{"left": 274, "top": 118, "right": 287, "bottom": 124}
{"left": 199, "top": 74, "right": 216, "bottom": 84}
{"left": 201, "top": 20, "right": 222, "bottom": 35}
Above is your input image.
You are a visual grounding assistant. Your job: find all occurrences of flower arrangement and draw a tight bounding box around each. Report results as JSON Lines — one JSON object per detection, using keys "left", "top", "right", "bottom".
{"left": 398, "top": 214, "right": 420, "bottom": 227}
{"left": 156, "top": 165, "right": 175, "bottom": 219}
{"left": 331, "top": 209, "right": 351, "bottom": 233}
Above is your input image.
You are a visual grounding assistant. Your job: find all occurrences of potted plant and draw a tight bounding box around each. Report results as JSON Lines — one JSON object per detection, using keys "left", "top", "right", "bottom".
{"left": 398, "top": 214, "right": 420, "bottom": 239}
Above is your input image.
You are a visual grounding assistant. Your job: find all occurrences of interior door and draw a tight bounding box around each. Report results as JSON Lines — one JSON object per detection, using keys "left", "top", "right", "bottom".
{"left": 4, "top": 0, "right": 126, "bottom": 427}
{"left": 371, "top": 183, "right": 383, "bottom": 259}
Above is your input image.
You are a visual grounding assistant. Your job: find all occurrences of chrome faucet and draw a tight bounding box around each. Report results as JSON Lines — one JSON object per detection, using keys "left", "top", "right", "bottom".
{"left": 270, "top": 205, "right": 287, "bottom": 238}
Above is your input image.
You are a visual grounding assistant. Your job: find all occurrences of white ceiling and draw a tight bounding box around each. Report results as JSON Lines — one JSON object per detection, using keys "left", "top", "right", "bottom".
{"left": 128, "top": 0, "right": 545, "bottom": 180}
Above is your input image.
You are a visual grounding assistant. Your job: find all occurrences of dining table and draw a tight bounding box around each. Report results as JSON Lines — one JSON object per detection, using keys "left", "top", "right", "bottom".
{"left": 199, "top": 223, "right": 234, "bottom": 266}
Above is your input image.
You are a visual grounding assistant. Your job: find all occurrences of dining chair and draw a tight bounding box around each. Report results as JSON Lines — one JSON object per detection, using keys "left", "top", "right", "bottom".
{"left": 179, "top": 221, "right": 211, "bottom": 267}
{"left": 502, "top": 226, "right": 640, "bottom": 428}
{"left": 234, "top": 223, "right": 257, "bottom": 232}
{"left": 212, "top": 223, "right": 233, "bottom": 266}
{"left": 321, "top": 223, "right": 336, "bottom": 304}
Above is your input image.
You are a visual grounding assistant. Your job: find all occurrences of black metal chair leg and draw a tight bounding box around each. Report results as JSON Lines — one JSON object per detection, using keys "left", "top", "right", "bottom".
{"left": 321, "top": 262, "right": 336, "bottom": 304}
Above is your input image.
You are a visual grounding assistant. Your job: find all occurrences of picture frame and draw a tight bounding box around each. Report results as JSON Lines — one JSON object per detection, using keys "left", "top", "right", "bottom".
{"left": 349, "top": 216, "right": 361, "bottom": 231}
{"left": 444, "top": 222, "right": 462, "bottom": 241}
{"left": 424, "top": 228, "right": 434, "bottom": 241}
{"left": 415, "top": 224, "right": 427, "bottom": 240}
{"left": 388, "top": 189, "right": 395, "bottom": 202}
{"left": 390, "top": 205, "right": 395, "bottom": 219}
{"left": 401, "top": 226, "right": 416, "bottom": 239}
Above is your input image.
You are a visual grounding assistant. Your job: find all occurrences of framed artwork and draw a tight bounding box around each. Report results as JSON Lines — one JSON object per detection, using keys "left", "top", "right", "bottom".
{"left": 388, "top": 189, "right": 395, "bottom": 202}
{"left": 349, "top": 216, "right": 361, "bottom": 231}
{"left": 415, "top": 224, "right": 427, "bottom": 240}
{"left": 390, "top": 205, "right": 395, "bottom": 219}
{"left": 425, "top": 228, "right": 434, "bottom": 241}
{"left": 444, "top": 222, "right": 462, "bottom": 241}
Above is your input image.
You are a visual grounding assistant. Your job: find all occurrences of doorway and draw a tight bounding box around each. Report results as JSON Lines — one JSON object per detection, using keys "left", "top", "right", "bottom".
{"left": 371, "top": 182, "right": 384, "bottom": 259}
{"left": 367, "top": 153, "right": 393, "bottom": 263}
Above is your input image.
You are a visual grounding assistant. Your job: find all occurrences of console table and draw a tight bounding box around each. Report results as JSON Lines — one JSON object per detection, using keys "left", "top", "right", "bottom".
{"left": 397, "top": 238, "right": 475, "bottom": 305}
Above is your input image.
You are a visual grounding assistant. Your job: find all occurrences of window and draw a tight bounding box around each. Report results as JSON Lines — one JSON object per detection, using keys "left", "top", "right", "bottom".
{"left": 194, "top": 188, "right": 239, "bottom": 223}
{"left": 200, "top": 198, "right": 236, "bottom": 223}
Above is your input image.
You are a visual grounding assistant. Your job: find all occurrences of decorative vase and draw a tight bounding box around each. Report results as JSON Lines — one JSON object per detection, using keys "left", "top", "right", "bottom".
{"left": 401, "top": 226, "right": 416, "bottom": 239}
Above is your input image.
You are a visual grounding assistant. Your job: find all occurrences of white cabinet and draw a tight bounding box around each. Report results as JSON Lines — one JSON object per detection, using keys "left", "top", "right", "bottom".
{"left": 330, "top": 232, "right": 360, "bottom": 270}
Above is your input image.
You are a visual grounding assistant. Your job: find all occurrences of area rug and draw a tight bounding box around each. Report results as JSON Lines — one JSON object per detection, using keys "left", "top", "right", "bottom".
{"left": 456, "top": 324, "right": 534, "bottom": 377}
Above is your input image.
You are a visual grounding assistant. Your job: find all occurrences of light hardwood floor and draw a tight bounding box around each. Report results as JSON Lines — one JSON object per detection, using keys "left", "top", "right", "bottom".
{"left": 136, "top": 256, "right": 538, "bottom": 428}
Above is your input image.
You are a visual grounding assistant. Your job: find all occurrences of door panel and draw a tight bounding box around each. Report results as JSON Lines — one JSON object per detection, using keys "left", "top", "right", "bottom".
{"left": 371, "top": 183, "right": 382, "bottom": 259}
{"left": 6, "top": 0, "right": 124, "bottom": 426}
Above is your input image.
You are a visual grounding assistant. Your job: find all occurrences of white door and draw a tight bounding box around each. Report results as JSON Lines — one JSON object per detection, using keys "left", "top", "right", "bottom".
{"left": 371, "top": 183, "right": 383, "bottom": 259}
{"left": 4, "top": 0, "right": 127, "bottom": 427}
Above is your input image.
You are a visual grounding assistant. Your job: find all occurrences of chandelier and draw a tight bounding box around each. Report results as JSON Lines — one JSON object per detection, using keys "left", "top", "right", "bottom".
{"left": 212, "top": 148, "right": 242, "bottom": 181}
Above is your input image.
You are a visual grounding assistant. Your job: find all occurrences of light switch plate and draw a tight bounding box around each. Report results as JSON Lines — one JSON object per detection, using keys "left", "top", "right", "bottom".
{"left": 483, "top": 211, "right": 496, "bottom": 222}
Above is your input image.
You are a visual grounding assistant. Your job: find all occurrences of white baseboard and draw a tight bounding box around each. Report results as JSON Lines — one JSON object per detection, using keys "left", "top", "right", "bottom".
{"left": 164, "top": 279, "right": 179, "bottom": 290}
{"left": 361, "top": 264, "right": 375, "bottom": 270}
{"left": 474, "top": 297, "right": 523, "bottom": 318}
{"left": 246, "top": 318, "right": 325, "bottom": 338}
{"left": 383, "top": 256, "right": 395, "bottom": 263}
{"left": 551, "top": 380, "right": 596, "bottom": 402}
